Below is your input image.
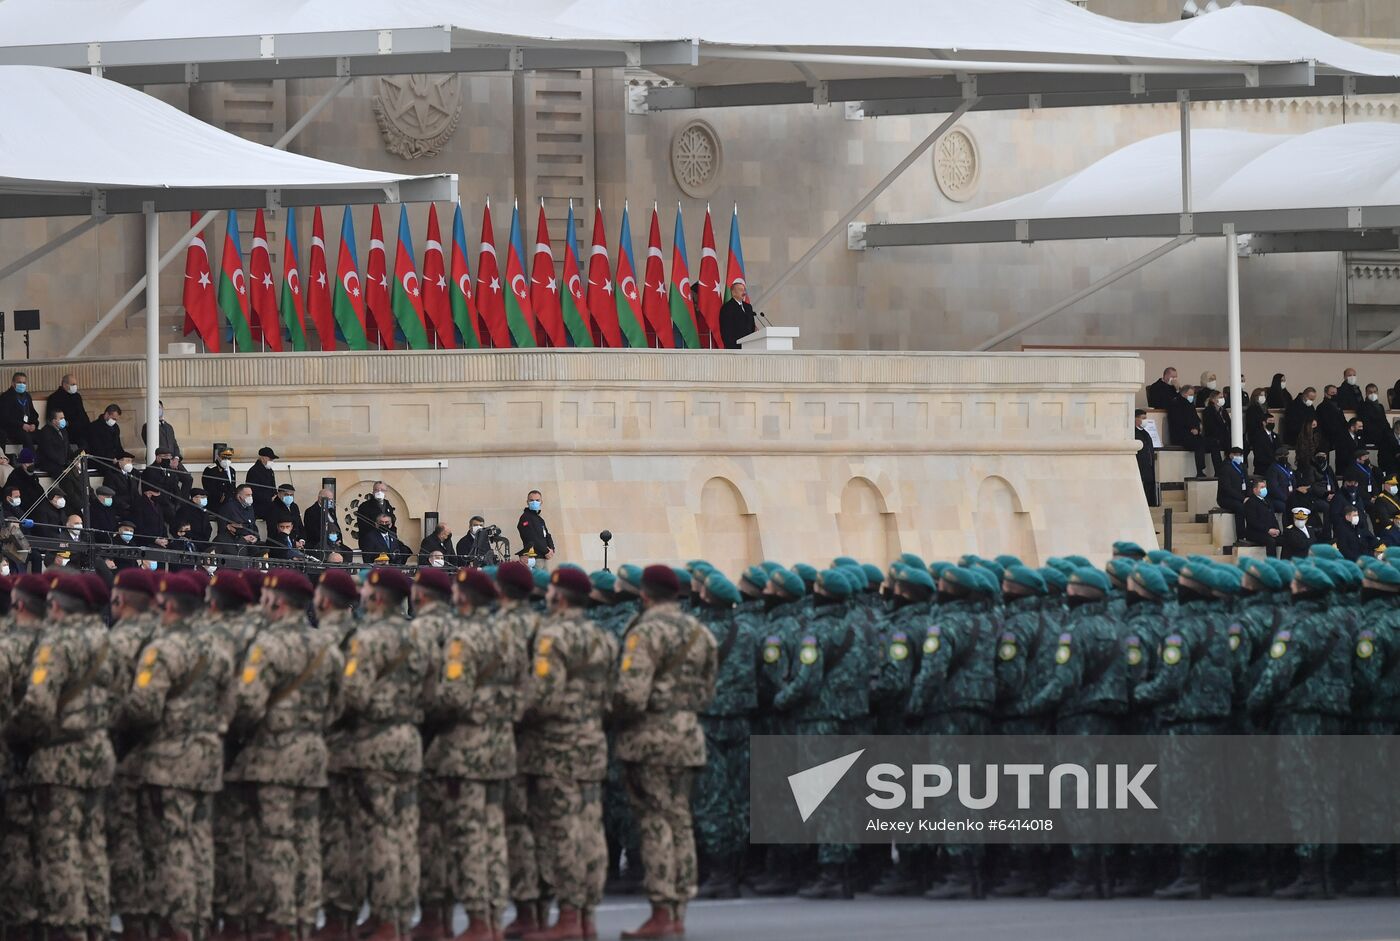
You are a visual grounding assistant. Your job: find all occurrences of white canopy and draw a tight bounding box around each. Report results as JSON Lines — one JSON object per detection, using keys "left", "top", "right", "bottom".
{"left": 0, "top": 65, "right": 456, "bottom": 219}
{"left": 864, "top": 123, "right": 1400, "bottom": 250}
{"left": 0, "top": 0, "right": 1397, "bottom": 112}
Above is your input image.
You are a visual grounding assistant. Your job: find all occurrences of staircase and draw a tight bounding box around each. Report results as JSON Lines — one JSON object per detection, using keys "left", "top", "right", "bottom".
{"left": 1152, "top": 477, "right": 1232, "bottom": 564}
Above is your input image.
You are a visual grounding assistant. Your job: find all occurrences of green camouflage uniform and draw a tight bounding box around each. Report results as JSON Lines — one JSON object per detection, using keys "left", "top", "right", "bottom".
{"left": 870, "top": 599, "right": 929, "bottom": 733}
{"left": 592, "top": 597, "right": 641, "bottom": 886}
{"left": 694, "top": 599, "right": 759, "bottom": 863}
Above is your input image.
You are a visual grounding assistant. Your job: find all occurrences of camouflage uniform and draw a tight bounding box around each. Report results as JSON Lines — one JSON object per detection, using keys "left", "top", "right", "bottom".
{"left": 614, "top": 602, "right": 717, "bottom": 912}
{"left": 592, "top": 596, "right": 641, "bottom": 887}
{"left": 338, "top": 610, "right": 430, "bottom": 932}
{"left": 1349, "top": 587, "right": 1400, "bottom": 892}
{"left": 319, "top": 608, "right": 363, "bottom": 927}
{"left": 694, "top": 600, "right": 758, "bottom": 870}
{"left": 409, "top": 600, "right": 459, "bottom": 933}
{"left": 121, "top": 612, "right": 236, "bottom": 936}
{"left": 12, "top": 611, "right": 117, "bottom": 935}
{"left": 0, "top": 612, "right": 40, "bottom": 929}
{"left": 229, "top": 611, "right": 343, "bottom": 934}
{"left": 424, "top": 604, "right": 527, "bottom": 931}
{"left": 518, "top": 607, "right": 616, "bottom": 918}
{"left": 870, "top": 597, "right": 928, "bottom": 733}
{"left": 215, "top": 606, "right": 268, "bottom": 931}
{"left": 106, "top": 607, "right": 161, "bottom": 931}
{"left": 494, "top": 602, "right": 544, "bottom": 914}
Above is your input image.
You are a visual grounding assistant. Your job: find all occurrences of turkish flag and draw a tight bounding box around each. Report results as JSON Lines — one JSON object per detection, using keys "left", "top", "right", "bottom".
{"left": 530, "top": 205, "right": 566, "bottom": 347}
{"left": 181, "top": 212, "right": 220, "bottom": 352}
{"left": 697, "top": 208, "right": 724, "bottom": 349}
{"left": 585, "top": 203, "right": 621, "bottom": 348}
{"left": 641, "top": 206, "right": 673, "bottom": 347}
{"left": 248, "top": 209, "right": 279, "bottom": 350}
{"left": 365, "top": 205, "right": 395, "bottom": 349}
{"left": 422, "top": 204, "right": 455, "bottom": 348}
{"left": 476, "top": 202, "right": 510, "bottom": 348}
{"left": 307, "top": 207, "right": 334, "bottom": 351}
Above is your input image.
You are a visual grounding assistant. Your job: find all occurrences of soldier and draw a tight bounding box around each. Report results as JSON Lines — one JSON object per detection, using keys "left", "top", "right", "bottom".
{"left": 614, "top": 564, "right": 717, "bottom": 939}
{"left": 120, "top": 572, "right": 234, "bottom": 940}
{"left": 341, "top": 567, "right": 430, "bottom": 941}
{"left": 411, "top": 567, "right": 464, "bottom": 941}
{"left": 230, "top": 569, "right": 341, "bottom": 941}
{"left": 518, "top": 566, "right": 616, "bottom": 941}
{"left": 424, "top": 568, "right": 523, "bottom": 940}
{"left": 0, "top": 573, "right": 46, "bottom": 934}
{"left": 693, "top": 571, "right": 758, "bottom": 900}
{"left": 11, "top": 572, "right": 116, "bottom": 941}
{"left": 591, "top": 567, "right": 642, "bottom": 897}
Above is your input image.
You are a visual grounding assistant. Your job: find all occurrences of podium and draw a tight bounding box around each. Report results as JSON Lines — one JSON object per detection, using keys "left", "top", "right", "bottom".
{"left": 738, "top": 326, "right": 800, "bottom": 351}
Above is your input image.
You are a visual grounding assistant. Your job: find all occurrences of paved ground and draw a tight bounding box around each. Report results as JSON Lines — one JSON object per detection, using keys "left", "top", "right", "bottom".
{"left": 448, "top": 895, "right": 1400, "bottom": 941}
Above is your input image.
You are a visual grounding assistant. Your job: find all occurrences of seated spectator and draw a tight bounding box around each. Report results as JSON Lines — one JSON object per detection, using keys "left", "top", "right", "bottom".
{"left": 5, "top": 450, "right": 43, "bottom": 513}
{"left": 1369, "top": 475, "right": 1400, "bottom": 533}
{"left": 245, "top": 447, "right": 279, "bottom": 520}
{"left": 87, "top": 404, "right": 125, "bottom": 463}
{"left": 1295, "top": 417, "right": 1323, "bottom": 478}
{"left": 1358, "top": 383, "right": 1389, "bottom": 447}
{"left": 202, "top": 447, "right": 239, "bottom": 509}
{"left": 90, "top": 486, "right": 118, "bottom": 544}
{"left": 303, "top": 487, "right": 342, "bottom": 555}
{"left": 263, "top": 518, "right": 306, "bottom": 561}
{"left": 1337, "top": 367, "right": 1364, "bottom": 411}
{"left": 356, "top": 481, "right": 396, "bottom": 540}
{"left": 31, "top": 491, "right": 70, "bottom": 539}
{"left": 220, "top": 484, "right": 258, "bottom": 537}
{"left": 1381, "top": 418, "right": 1400, "bottom": 478}
{"left": 359, "top": 512, "right": 410, "bottom": 565}
{"left": 1267, "top": 373, "right": 1290, "bottom": 410}
{"left": 139, "top": 400, "right": 182, "bottom": 459}
{"left": 1336, "top": 502, "right": 1381, "bottom": 561}
{"left": 1146, "top": 367, "right": 1180, "bottom": 409}
{"left": 1167, "top": 385, "right": 1219, "bottom": 478}
{"left": 1198, "top": 371, "right": 1220, "bottom": 397}
{"left": 36, "top": 409, "right": 83, "bottom": 507}
{"left": 1283, "top": 387, "right": 1317, "bottom": 444}
{"left": 110, "top": 521, "right": 142, "bottom": 572}
{"left": 107, "top": 452, "right": 140, "bottom": 518}
{"left": 1343, "top": 448, "right": 1378, "bottom": 502}
{"left": 419, "top": 523, "right": 455, "bottom": 565}
{"left": 1382, "top": 517, "right": 1400, "bottom": 549}
{"left": 265, "top": 483, "right": 303, "bottom": 541}
{"left": 1134, "top": 410, "right": 1156, "bottom": 507}
{"left": 1317, "top": 386, "right": 1350, "bottom": 463}
{"left": 213, "top": 518, "right": 260, "bottom": 560}
{"left": 1265, "top": 448, "right": 1295, "bottom": 515}
{"left": 1330, "top": 476, "right": 1370, "bottom": 536}
{"left": 1280, "top": 507, "right": 1314, "bottom": 560}
{"left": 423, "top": 549, "right": 448, "bottom": 568}
{"left": 45, "top": 374, "right": 90, "bottom": 450}
{"left": 0, "top": 372, "right": 40, "bottom": 450}
{"left": 132, "top": 479, "right": 168, "bottom": 548}
{"left": 166, "top": 522, "right": 200, "bottom": 571}
{"left": 1216, "top": 447, "right": 1249, "bottom": 534}
{"left": 1241, "top": 477, "right": 1280, "bottom": 557}
{"left": 176, "top": 487, "right": 214, "bottom": 550}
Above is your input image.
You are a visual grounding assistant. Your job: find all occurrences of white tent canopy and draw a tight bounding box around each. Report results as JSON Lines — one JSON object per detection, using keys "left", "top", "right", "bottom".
{"left": 0, "top": 65, "right": 455, "bottom": 219}
{"left": 1, "top": 0, "right": 1398, "bottom": 112}
{"left": 864, "top": 123, "right": 1400, "bottom": 249}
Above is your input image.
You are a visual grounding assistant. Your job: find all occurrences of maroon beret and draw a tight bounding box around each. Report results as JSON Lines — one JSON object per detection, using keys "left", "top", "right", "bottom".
{"left": 317, "top": 569, "right": 359, "bottom": 601}
{"left": 186, "top": 567, "right": 212, "bottom": 589}
{"left": 156, "top": 572, "right": 203, "bottom": 598}
{"left": 80, "top": 573, "right": 110, "bottom": 609}
{"left": 496, "top": 561, "right": 534, "bottom": 594}
{"left": 242, "top": 570, "right": 267, "bottom": 594}
{"left": 112, "top": 568, "right": 155, "bottom": 597}
{"left": 265, "top": 568, "right": 314, "bottom": 600}
{"left": 455, "top": 567, "right": 499, "bottom": 599}
{"left": 209, "top": 570, "right": 255, "bottom": 605}
{"left": 414, "top": 566, "right": 454, "bottom": 596}
{"left": 641, "top": 564, "right": 680, "bottom": 595}
{"left": 550, "top": 566, "right": 592, "bottom": 596}
{"left": 367, "top": 566, "right": 412, "bottom": 597}
{"left": 14, "top": 573, "right": 51, "bottom": 599}
{"left": 49, "top": 572, "right": 93, "bottom": 606}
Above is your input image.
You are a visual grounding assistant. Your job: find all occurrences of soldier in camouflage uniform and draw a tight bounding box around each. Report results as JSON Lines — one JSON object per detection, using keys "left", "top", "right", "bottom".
{"left": 409, "top": 567, "right": 464, "bottom": 941}
{"left": 517, "top": 566, "right": 617, "bottom": 941}
{"left": 1248, "top": 561, "right": 1353, "bottom": 899}
{"left": 11, "top": 572, "right": 116, "bottom": 941}
{"left": 693, "top": 571, "right": 758, "bottom": 900}
{"left": 121, "top": 571, "right": 235, "bottom": 940}
{"left": 614, "top": 564, "right": 717, "bottom": 939}
{"left": 229, "top": 569, "right": 342, "bottom": 941}
{"left": 0, "top": 573, "right": 46, "bottom": 934}
{"left": 421, "top": 567, "right": 524, "bottom": 940}
{"left": 594, "top": 566, "right": 643, "bottom": 896}
{"left": 341, "top": 567, "right": 430, "bottom": 941}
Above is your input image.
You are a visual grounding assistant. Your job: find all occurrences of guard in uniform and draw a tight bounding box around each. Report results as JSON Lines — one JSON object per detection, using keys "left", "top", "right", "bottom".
{"left": 0, "top": 573, "right": 49, "bottom": 934}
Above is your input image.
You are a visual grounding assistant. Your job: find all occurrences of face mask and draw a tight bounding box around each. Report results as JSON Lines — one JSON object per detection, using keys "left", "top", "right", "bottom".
{"left": 1306, "top": 399, "right": 1315, "bottom": 407}
{"left": 66, "top": 384, "right": 78, "bottom": 394}
{"left": 144, "top": 560, "right": 159, "bottom": 571}
{"left": 219, "top": 459, "right": 231, "bottom": 470}
{"left": 1205, "top": 380, "right": 1218, "bottom": 391}
{"left": 430, "top": 558, "right": 445, "bottom": 567}
{"left": 470, "top": 525, "right": 482, "bottom": 535}
{"left": 158, "top": 408, "right": 165, "bottom": 419}
{"left": 0, "top": 564, "right": 8, "bottom": 576}
{"left": 56, "top": 419, "right": 66, "bottom": 430}
{"left": 1388, "top": 486, "right": 1398, "bottom": 496}
{"left": 1280, "top": 381, "right": 1287, "bottom": 389}
{"left": 1348, "top": 516, "right": 1360, "bottom": 527}
{"left": 1256, "top": 395, "right": 1266, "bottom": 405}
{"left": 1295, "top": 519, "right": 1308, "bottom": 529}
{"left": 100, "top": 497, "right": 113, "bottom": 508}
{"left": 525, "top": 556, "right": 537, "bottom": 569}
{"left": 1183, "top": 395, "right": 1194, "bottom": 405}
{"left": 195, "top": 497, "right": 207, "bottom": 508}
{"left": 1369, "top": 393, "right": 1380, "bottom": 403}
{"left": 53, "top": 497, "right": 65, "bottom": 509}
{"left": 69, "top": 524, "right": 82, "bottom": 534}
{"left": 205, "top": 565, "right": 218, "bottom": 575}
{"left": 1347, "top": 376, "right": 1359, "bottom": 386}
{"left": 1168, "top": 377, "right": 1178, "bottom": 386}
{"left": 105, "top": 417, "right": 116, "bottom": 427}
{"left": 6, "top": 498, "right": 19, "bottom": 508}
{"left": 119, "top": 532, "right": 134, "bottom": 543}
{"left": 1231, "top": 456, "right": 1243, "bottom": 465}
{"left": 241, "top": 496, "right": 253, "bottom": 507}
{"left": 120, "top": 463, "right": 132, "bottom": 474}
{"left": 264, "top": 460, "right": 274, "bottom": 469}
{"left": 281, "top": 495, "right": 293, "bottom": 506}
{"left": 328, "top": 533, "right": 339, "bottom": 543}
{"left": 324, "top": 499, "right": 334, "bottom": 509}
{"left": 373, "top": 490, "right": 386, "bottom": 501}
{"left": 528, "top": 500, "right": 542, "bottom": 512}
{"left": 14, "top": 383, "right": 25, "bottom": 394}
{"left": 1257, "top": 487, "right": 1268, "bottom": 499}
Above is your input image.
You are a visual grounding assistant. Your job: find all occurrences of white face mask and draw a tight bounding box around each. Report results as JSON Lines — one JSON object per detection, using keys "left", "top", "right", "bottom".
{"left": 470, "top": 525, "right": 482, "bottom": 535}
{"left": 219, "top": 459, "right": 231, "bottom": 470}
{"left": 66, "top": 384, "right": 78, "bottom": 394}
{"left": 1346, "top": 376, "right": 1359, "bottom": 386}
{"left": 241, "top": 496, "right": 253, "bottom": 508}
{"left": 0, "top": 564, "right": 8, "bottom": 576}
{"left": 526, "top": 557, "right": 537, "bottom": 569}
{"left": 374, "top": 490, "right": 386, "bottom": 501}
{"left": 430, "top": 558, "right": 445, "bottom": 567}
{"left": 105, "top": 417, "right": 116, "bottom": 427}
{"left": 145, "top": 560, "right": 159, "bottom": 571}
{"left": 1306, "top": 399, "right": 1315, "bottom": 407}
{"left": 1280, "top": 381, "right": 1287, "bottom": 389}
{"left": 1369, "top": 393, "right": 1380, "bottom": 403}
{"left": 205, "top": 565, "right": 218, "bottom": 575}
{"left": 120, "top": 462, "right": 133, "bottom": 474}
{"left": 54, "top": 557, "right": 68, "bottom": 567}
{"left": 69, "top": 524, "right": 82, "bottom": 534}
{"left": 1205, "top": 380, "right": 1218, "bottom": 390}
{"left": 6, "top": 498, "right": 19, "bottom": 508}
{"left": 1295, "top": 518, "right": 1308, "bottom": 529}
{"left": 53, "top": 497, "right": 65, "bottom": 509}
{"left": 1255, "top": 395, "right": 1266, "bottom": 405}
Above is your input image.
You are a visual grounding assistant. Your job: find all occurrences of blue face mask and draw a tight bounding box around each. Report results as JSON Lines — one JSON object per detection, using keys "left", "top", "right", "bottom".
{"left": 328, "top": 533, "right": 339, "bottom": 543}
{"left": 281, "top": 495, "right": 293, "bottom": 506}
{"left": 1258, "top": 487, "right": 1269, "bottom": 499}
{"left": 57, "top": 418, "right": 66, "bottom": 430}
{"left": 119, "top": 532, "right": 133, "bottom": 543}
{"left": 1232, "top": 456, "right": 1243, "bottom": 465}
{"left": 14, "top": 383, "right": 25, "bottom": 394}
{"left": 528, "top": 500, "right": 542, "bottom": 512}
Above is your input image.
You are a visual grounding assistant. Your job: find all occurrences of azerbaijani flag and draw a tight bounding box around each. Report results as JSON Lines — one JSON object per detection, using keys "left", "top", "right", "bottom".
{"left": 724, "top": 203, "right": 747, "bottom": 302}
{"left": 217, "top": 211, "right": 255, "bottom": 352}
{"left": 331, "top": 207, "right": 370, "bottom": 350}
{"left": 279, "top": 209, "right": 310, "bottom": 352}
{"left": 390, "top": 205, "right": 431, "bottom": 349}
{"left": 613, "top": 204, "right": 648, "bottom": 348}
{"left": 448, "top": 201, "right": 481, "bottom": 349}
{"left": 668, "top": 205, "right": 700, "bottom": 349}
{"left": 561, "top": 202, "right": 593, "bottom": 347}
{"left": 504, "top": 202, "right": 538, "bottom": 347}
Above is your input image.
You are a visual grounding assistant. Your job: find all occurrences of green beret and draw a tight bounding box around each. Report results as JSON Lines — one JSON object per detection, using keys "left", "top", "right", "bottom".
{"left": 1105, "top": 558, "right": 1136, "bottom": 585}
{"left": 818, "top": 568, "right": 854, "bottom": 598}
{"left": 1295, "top": 562, "right": 1334, "bottom": 592}
{"left": 760, "top": 560, "right": 783, "bottom": 574}
{"left": 941, "top": 566, "right": 978, "bottom": 590}
{"left": 928, "top": 560, "right": 953, "bottom": 580}
{"left": 1112, "top": 541, "right": 1148, "bottom": 560}
{"left": 1365, "top": 562, "right": 1400, "bottom": 587}
{"left": 1146, "top": 549, "right": 1179, "bottom": 565}
{"left": 1157, "top": 564, "right": 1179, "bottom": 588}
{"left": 1158, "top": 554, "right": 1187, "bottom": 573}
{"left": 958, "top": 554, "right": 984, "bottom": 568}
{"left": 1046, "top": 557, "right": 1076, "bottom": 576}
{"left": 792, "top": 563, "right": 819, "bottom": 587}
{"left": 833, "top": 556, "right": 861, "bottom": 569}
{"left": 532, "top": 568, "right": 550, "bottom": 589}
{"left": 894, "top": 566, "right": 936, "bottom": 592}
{"left": 861, "top": 563, "right": 884, "bottom": 586}
{"left": 1212, "top": 566, "right": 1242, "bottom": 596}
{"left": 741, "top": 565, "right": 769, "bottom": 592}
{"left": 1039, "top": 566, "right": 1068, "bottom": 593}
{"left": 1384, "top": 547, "right": 1400, "bottom": 566}
{"left": 1309, "top": 544, "right": 1343, "bottom": 561}
{"left": 1357, "top": 555, "right": 1379, "bottom": 572}
{"left": 618, "top": 564, "right": 644, "bottom": 588}
{"left": 704, "top": 571, "right": 741, "bottom": 605}
{"left": 1238, "top": 557, "right": 1282, "bottom": 592}
{"left": 672, "top": 567, "right": 693, "bottom": 589}
{"left": 1130, "top": 563, "right": 1170, "bottom": 599}
{"left": 974, "top": 559, "right": 1005, "bottom": 582}
{"left": 1069, "top": 567, "right": 1111, "bottom": 593}
{"left": 770, "top": 567, "right": 805, "bottom": 598}
{"left": 687, "top": 560, "right": 714, "bottom": 577}
{"left": 590, "top": 570, "right": 617, "bottom": 593}
{"left": 1064, "top": 555, "right": 1093, "bottom": 569}
{"left": 557, "top": 563, "right": 586, "bottom": 574}
{"left": 1005, "top": 564, "right": 1046, "bottom": 594}
{"left": 1333, "top": 560, "right": 1363, "bottom": 591}
{"left": 899, "top": 553, "right": 927, "bottom": 571}
{"left": 841, "top": 564, "right": 869, "bottom": 591}
{"left": 1265, "top": 558, "right": 1295, "bottom": 587}
{"left": 994, "top": 554, "right": 1023, "bottom": 570}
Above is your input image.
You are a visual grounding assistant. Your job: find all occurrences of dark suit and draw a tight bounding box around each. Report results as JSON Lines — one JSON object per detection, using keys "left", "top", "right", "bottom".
{"left": 1135, "top": 426, "right": 1156, "bottom": 506}
{"left": 1280, "top": 524, "right": 1314, "bottom": 560}
{"left": 35, "top": 423, "right": 82, "bottom": 506}
{"left": 44, "top": 387, "right": 90, "bottom": 449}
{"left": 1216, "top": 461, "right": 1248, "bottom": 535}
{"left": 5, "top": 465, "right": 44, "bottom": 514}
{"left": 202, "top": 463, "right": 238, "bottom": 510}
{"left": 0, "top": 388, "right": 39, "bottom": 449}
{"left": 1316, "top": 399, "right": 1350, "bottom": 456}
{"left": 1166, "top": 396, "right": 1218, "bottom": 477}
{"left": 359, "top": 526, "right": 409, "bottom": 565}
{"left": 265, "top": 498, "right": 303, "bottom": 541}
{"left": 139, "top": 420, "right": 182, "bottom": 459}
{"left": 1336, "top": 381, "right": 1363, "bottom": 412}
{"left": 245, "top": 460, "right": 277, "bottom": 521}
{"left": 87, "top": 420, "right": 124, "bottom": 464}
{"left": 1241, "top": 495, "right": 1279, "bottom": 556}
{"left": 418, "top": 533, "right": 455, "bottom": 565}
{"left": 1335, "top": 517, "right": 1381, "bottom": 562}
{"left": 303, "top": 502, "right": 342, "bottom": 555}
{"left": 719, "top": 298, "right": 757, "bottom": 349}
{"left": 1145, "top": 379, "right": 1178, "bottom": 409}
{"left": 356, "top": 496, "right": 396, "bottom": 540}
{"left": 1265, "top": 463, "right": 1295, "bottom": 515}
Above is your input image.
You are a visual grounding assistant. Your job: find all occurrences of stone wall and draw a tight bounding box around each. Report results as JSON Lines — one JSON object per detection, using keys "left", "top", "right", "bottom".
{"left": 10, "top": 350, "right": 1154, "bottom": 571}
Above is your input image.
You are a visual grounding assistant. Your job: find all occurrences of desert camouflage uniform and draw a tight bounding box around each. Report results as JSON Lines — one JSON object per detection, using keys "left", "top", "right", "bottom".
{"left": 0, "top": 611, "right": 40, "bottom": 929}
{"left": 408, "top": 600, "right": 457, "bottom": 933}
{"left": 106, "top": 607, "right": 161, "bottom": 931}
{"left": 614, "top": 602, "right": 718, "bottom": 913}
{"left": 495, "top": 603, "right": 544, "bottom": 911}
{"left": 214, "top": 606, "right": 268, "bottom": 931}
{"left": 319, "top": 606, "right": 364, "bottom": 928}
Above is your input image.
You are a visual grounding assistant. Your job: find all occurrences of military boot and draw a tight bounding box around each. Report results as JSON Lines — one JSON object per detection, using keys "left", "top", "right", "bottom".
{"left": 501, "top": 902, "right": 540, "bottom": 941}
{"left": 1154, "top": 854, "right": 1208, "bottom": 900}
{"left": 618, "top": 904, "right": 672, "bottom": 940}
{"left": 796, "top": 865, "right": 853, "bottom": 900}
{"left": 1273, "top": 857, "right": 1329, "bottom": 900}
{"left": 670, "top": 902, "right": 686, "bottom": 938}
{"left": 412, "top": 908, "right": 450, "bottom": 941}
{"left": 452, "top": 911, "right": 493, "bottom": 941}
{"left": 869, "top": 859, "right": 920, "bottom": 897}
{"left": 360, "top": 919, "right": 401, "bottom": 941}
{"left": 521, "top": 906, "right": 581, "bottom": 941}
{"left": 1047, "top": 858, "right": 1101, "bottom": 901}
{"left": 309, "top": 913, "right": 354, "bottom": 941}
{"left": 695, "top": 854, "right": 740, "bottom": 900}
{"left": 750, "top": 864, "right": 799, "bottom": 896}
{"left": 924, "top": 859, "right": 982, "bottom": 901}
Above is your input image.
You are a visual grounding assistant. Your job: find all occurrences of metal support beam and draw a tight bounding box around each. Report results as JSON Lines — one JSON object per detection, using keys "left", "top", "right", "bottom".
{"left": 1363, "top": 319, "right": 1400, "bottom": 351}
{"left": 973, "top": 236, "right": 1196, "bottom": 352}
{"left": 144, "top": 204, "right": 160, "bottom": 465}
{"left": 754, "top": 98, "right": 977, "bottom": 307}
{"left": 66, "top": 75, "right": 352, "bottom": 357}
{"left": 1179, "top": 92, "right": 1193, "bottom": 233}
{"left": 0, "top": 215, "right": 106, "bottom": 285}
{"left": 1224, "top": 223, "right": 1244, "bottom": 449}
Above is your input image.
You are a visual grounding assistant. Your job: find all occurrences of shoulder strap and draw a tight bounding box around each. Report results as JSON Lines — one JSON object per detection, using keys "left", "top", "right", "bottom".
{"left": 266, "top": 643, "right": 330, "bottom": 710}
{"left": 57, "top": 641, "right": 110, "bottom": 712}
{"left": 166, "top": 654, "right": 210, "bottom": 700}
